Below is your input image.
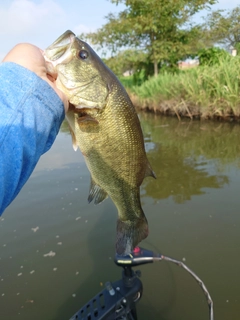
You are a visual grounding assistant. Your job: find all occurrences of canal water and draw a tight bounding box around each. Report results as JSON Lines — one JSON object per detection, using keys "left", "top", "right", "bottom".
{"left": 0, "top": 113, "right": 239, "bottom": 320}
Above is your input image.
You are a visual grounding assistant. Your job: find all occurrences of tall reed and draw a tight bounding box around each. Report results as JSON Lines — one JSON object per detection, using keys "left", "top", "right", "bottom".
{"left": 127, "top": 56, "right": 240, "bottom": 120}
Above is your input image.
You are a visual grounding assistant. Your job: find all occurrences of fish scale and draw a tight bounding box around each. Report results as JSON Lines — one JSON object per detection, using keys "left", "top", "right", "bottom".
{"left": 44, "top": 30, "right": 156, "bottom": 255}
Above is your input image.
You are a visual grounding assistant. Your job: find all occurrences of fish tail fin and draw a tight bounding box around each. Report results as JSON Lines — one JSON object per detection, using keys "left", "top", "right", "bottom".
{"left": 116, "top": 217, "right": 149, "bottom": 256}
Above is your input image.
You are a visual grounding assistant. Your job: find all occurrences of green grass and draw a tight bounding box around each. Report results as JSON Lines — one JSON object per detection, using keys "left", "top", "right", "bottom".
{"left": 125, "top": 56, "right": 240, "bottom": 120}
{"left": 119, "top": 76, "right": 135, "bottom": 89}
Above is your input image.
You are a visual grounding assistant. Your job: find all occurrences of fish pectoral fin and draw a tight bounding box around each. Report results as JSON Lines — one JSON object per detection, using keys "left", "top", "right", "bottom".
{"left": 77, "top": 114, "right": 99, "bottom": 124}
{"left": 144, "top": 162, "right": 156, "bottom": 179}
{"left": 88, "top": 177, "right": 108, "bottom": 205}
{"left": 69, "top": 126, "right": 78, "bottom": 151}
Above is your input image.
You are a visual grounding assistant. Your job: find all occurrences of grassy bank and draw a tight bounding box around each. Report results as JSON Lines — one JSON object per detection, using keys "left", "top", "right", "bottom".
{"left": 121, "top": 56, "right": 240, "bottom": 121}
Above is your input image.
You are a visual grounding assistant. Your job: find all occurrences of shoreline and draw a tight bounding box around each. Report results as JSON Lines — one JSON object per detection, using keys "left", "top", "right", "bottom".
{"left": 121, "top": 55, "right": 240, "bottom": 123}
{"left": 128, "top": 91, "right": 240, "bottom": 122}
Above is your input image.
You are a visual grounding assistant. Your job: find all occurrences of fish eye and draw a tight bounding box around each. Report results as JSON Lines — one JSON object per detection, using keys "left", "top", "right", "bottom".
{"left": 79, "top": 50, "right": 89, "bottom": 60}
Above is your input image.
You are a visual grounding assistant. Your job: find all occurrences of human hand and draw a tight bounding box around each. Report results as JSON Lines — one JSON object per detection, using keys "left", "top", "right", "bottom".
{"left": 2, "top": 43, "right": 69, "bottom": 112}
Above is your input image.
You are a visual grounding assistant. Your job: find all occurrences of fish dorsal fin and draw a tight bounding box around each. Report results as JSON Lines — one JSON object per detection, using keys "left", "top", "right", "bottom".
{"left": 88, "top": 177, "right": 108, "bottom": 205}
{"left": 144, "top": 162, "right": 156, "bottom": 179}
{"left": 69, "top": 126, "right": 78, "bottom": 151}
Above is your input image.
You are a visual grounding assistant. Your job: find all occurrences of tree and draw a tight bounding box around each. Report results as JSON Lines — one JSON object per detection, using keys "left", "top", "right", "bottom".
{"left": 83, "top": 0, "right": 217, "bottom": 76}
{"left": 103, "top": 49, "right": 156, "bottom": 85}
{"left": 202, "top": 6, "right": 240, "bottom": 49}
{"left": 102, "top": 49, "right": 147, "bottom": 77}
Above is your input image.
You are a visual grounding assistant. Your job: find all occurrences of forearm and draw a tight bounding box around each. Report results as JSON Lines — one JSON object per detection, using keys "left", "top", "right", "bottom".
{"left": 0, "top": 62, "right": 65, "bottom": 215}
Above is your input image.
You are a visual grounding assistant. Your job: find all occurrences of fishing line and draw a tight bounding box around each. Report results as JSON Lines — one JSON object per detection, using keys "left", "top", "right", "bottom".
{"left": 115, "top": 247, "right": 214, "bottom": 320}
{"left": 158, "top": 254, "right": 214, "bottom": 320}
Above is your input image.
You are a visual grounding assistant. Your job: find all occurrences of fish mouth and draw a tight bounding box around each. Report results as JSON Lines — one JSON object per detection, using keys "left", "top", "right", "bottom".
{"left": 44, "top": 30, "right": 76, "bottom": 81}
{"left": 44, "top": 30, "right": 75, "bottom": 64}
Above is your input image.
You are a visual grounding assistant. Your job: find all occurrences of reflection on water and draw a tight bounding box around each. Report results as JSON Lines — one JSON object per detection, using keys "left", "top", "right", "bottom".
{"left": 0, "top": 115, "right": 240, "bottom": 320}
{"left": 140, "top": 114, "right": 237, "bottom": 203}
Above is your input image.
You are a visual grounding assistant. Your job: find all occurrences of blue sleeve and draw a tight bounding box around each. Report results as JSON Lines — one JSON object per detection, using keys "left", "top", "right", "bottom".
{"left": 0, "top": 62, "right": 65, "bottom": 215}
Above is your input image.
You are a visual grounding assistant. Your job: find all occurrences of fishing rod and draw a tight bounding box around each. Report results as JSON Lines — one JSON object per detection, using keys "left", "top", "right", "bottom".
{"left": 69, "top": 247, "right": 214, "bottom": 320}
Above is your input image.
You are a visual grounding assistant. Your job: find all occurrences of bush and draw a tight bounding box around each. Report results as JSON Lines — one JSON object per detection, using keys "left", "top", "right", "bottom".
{"left": 198, "top": 47, "right": 229, "bottom": 66}
{"left": 127, "top": 55, "right": 240, "bottom": 119}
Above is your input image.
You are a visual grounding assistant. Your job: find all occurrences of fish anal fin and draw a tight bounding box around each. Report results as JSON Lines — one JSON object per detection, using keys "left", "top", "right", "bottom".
{"left": 88, "top": 177, "right": 108, "bottom": 205}
{"left": 144, "top": 162, "right": 156, "bottom": 179}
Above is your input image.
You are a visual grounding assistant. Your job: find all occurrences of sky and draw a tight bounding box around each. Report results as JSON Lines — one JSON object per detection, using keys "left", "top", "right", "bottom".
{"left": 0, "top": 0, "right": 239, "bottom": 60}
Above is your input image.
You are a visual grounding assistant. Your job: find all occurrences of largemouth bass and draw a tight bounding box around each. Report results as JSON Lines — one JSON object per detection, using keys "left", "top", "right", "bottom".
{"left": 44, "top": 30, "right": 156, "bottom": 255}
